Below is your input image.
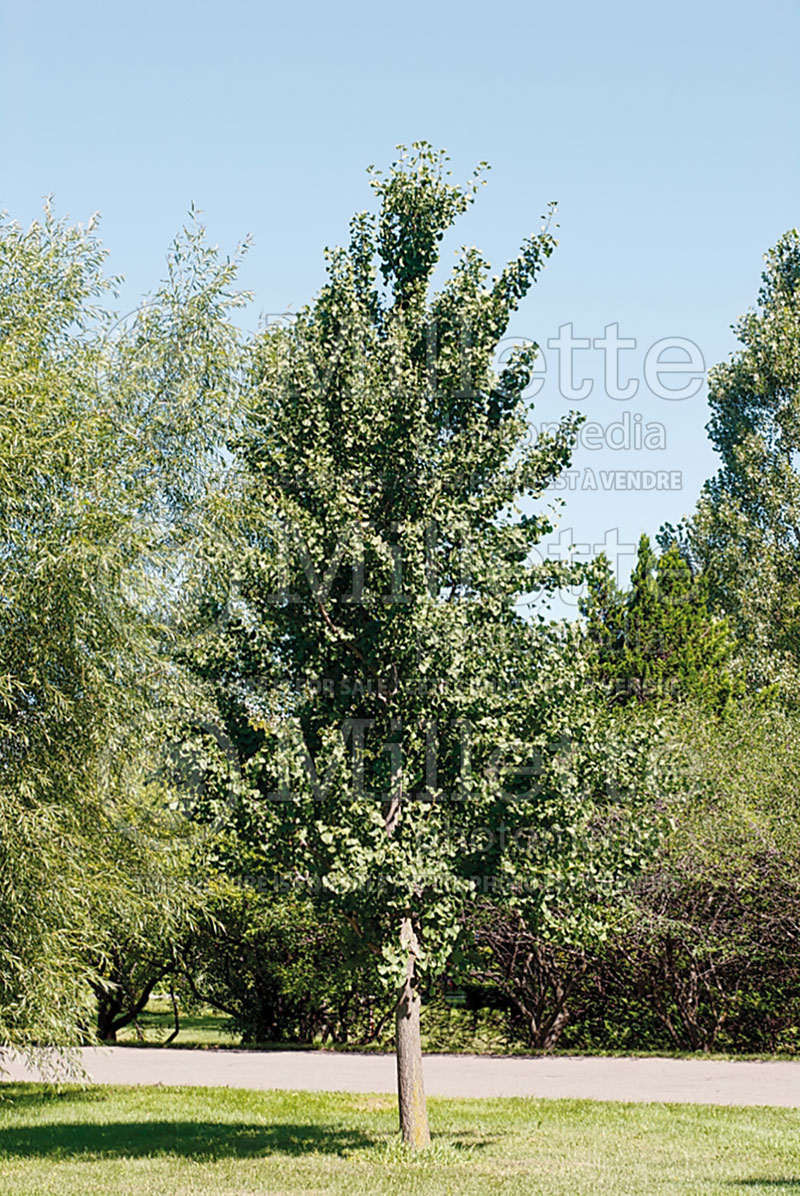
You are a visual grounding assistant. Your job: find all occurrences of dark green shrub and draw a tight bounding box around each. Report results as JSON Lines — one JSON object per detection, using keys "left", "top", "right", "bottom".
{"left": 184, "top": 883, "right": 390, "bottom": 1045}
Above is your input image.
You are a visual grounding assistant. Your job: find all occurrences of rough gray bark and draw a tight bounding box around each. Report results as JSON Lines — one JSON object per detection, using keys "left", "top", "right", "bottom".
{"left": 395, "top": 916, "right": 431, "bottom": 1148}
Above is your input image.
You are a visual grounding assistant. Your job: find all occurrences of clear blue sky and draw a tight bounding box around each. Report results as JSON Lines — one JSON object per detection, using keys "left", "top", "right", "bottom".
{"left": 2, "top": 0, "right": 798, "bottom": 610}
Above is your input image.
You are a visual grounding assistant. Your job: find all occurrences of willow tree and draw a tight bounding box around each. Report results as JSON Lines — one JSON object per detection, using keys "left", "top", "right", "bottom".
{"left": 221, "top": 146, "right": 662, "bottom": 1145}
{"left": 0, "top": 204, "right": 246, "bottom": 1050}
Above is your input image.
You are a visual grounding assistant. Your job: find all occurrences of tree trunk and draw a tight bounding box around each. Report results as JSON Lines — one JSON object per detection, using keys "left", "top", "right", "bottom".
{"left": 94, "top": 989, "right": 120, "bottom": 1043}
{"left": 395, "top": 916, "right": 430, "bottom": 1148}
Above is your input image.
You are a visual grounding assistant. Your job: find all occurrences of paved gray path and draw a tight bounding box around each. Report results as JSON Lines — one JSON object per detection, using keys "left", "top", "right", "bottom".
{"left": 4, "top": 1047, "right": 800, "bottom": 1107}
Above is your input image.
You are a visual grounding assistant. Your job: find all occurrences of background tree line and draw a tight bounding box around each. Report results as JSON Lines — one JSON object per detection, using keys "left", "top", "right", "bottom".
{"left": 2, "top": 149, "right": 799, "bottom": 1143}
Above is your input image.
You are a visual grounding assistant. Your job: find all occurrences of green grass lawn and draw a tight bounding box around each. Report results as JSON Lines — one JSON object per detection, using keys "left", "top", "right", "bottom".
{"left": 115, "top": 1003, "right": 233, "bottom": 1048}
{"left": 115, "top": 998, "right": 516, "bottom": 1053}
{"left": 115, "top": 999, "right": 800, "bottom": 1061}
{"left": 1, "top": 1084, "right": 800, "bottom": 1195}
{"left": 114, "top": 997, "right": 514, "bottom": 1053}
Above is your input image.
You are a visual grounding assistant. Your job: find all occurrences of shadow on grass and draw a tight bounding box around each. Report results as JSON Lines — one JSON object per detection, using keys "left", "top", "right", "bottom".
{"left": 0, "top": 1085, "right": 105, "bottom": 1109}
{"left": 0, "top": 1119, "right": 380, "bottom": 1160}
{"left": 731, "top": 1184, "right": 800, "bottom": 1190}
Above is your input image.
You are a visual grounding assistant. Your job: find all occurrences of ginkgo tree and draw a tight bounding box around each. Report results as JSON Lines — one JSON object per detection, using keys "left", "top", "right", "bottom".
{"left": 201, "top": 145, "right": 668, "bottom": 1147}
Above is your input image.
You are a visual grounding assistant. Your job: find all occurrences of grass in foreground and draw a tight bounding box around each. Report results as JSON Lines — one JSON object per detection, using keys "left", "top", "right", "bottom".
{"left": 1, "top": 1085, "right": 800, "bottom": 1195}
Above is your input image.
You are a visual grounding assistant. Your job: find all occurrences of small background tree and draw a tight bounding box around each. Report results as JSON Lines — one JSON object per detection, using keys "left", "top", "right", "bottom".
{"left": 581, "top": 534, "right": 743, "bottom": 710}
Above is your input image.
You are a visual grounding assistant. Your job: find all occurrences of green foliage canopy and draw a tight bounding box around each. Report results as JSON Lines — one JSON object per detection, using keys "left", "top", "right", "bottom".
{"left": 204, "top": 146, "right": 667, "bottom": 988}
{"left": 691, "top": 230, "right": 800, "bottom": 696}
